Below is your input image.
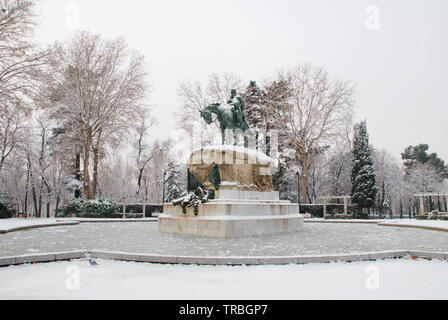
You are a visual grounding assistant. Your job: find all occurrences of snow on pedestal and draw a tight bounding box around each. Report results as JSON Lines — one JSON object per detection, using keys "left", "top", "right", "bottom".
{"left": 158, "top": 145, "right": 304, "bottom": 238}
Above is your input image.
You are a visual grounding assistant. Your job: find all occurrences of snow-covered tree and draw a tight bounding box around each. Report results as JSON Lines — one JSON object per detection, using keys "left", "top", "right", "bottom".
{"left": 272, "top": 154, "right": 300, "bottom": 203}
{"left": 0, "top": 103, "right": 27, "bottom": 174}
{"left": 351, "top": 120, "right": 378, "bottom": 212}
{"left": 133, "top": 107, "right": 157, "bottom": 197}
{"left": 406, "top": 163, "right": 443, "bottom": 194}
{"left": 401, "top": 144, "right": 446, "bottom": 174}
{"left": 306, "top": 147, "right": 332, "bottom": 203}
{"left": 325, "top": 149, "right": 353, "bottom": 197}
{"left": 373, "top": 149, "right": 404, "bottom": 216}
{"left": 267, "top": 64, "right": 354, "bottom": 203}
{"left": 97, "top": 154, "right": 135, "bottom": 202}
{"left": 243, "top": 81, "right": 266, "bottom": 129}
{"left": 400, "top": 144, "right": 447, "bottom": 214}
{"left": 0, "top": 0, "right": 49, "bottom": 175}
{"left": 242, "top": 80, "right": 268, "bottom": 150}
{"left": 45, "top": 31, "right": 148, "bottom": 199}
{"left": 163, "top": 159, "right": 184, "bottom": 202}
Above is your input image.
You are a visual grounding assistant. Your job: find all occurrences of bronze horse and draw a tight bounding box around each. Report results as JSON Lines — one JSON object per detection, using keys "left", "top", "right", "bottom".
{"left": 200, "top": 102, "right": 249, "bottom": 145}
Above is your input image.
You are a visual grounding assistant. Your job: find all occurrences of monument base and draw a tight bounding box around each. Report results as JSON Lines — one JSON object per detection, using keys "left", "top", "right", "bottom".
{"left": 158, "top": 191, "right": 304, "bottom": 238}
{"left": 158, "top": 214, "right": 303, "bottom": 238}
{"left": 158, "top": 146, "right": 304, "bottom": 238}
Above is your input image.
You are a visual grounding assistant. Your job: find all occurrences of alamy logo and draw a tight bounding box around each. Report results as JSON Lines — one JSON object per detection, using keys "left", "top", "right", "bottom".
{"left": 66, "top": 5, "right": 80, "bottom": 30}
{"left": 65, "top": 265, "right": 80, "bottom": 290}
{"left": 365, "top": 5, "right": 380, "bottom": 30}
{"left": 365, "top": 265, "right": 380, "bottom": 290}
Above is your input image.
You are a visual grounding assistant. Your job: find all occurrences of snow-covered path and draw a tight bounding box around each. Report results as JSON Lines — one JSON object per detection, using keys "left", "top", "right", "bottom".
{"left": 0, "top": 258, "right": 447, "bottom": 299}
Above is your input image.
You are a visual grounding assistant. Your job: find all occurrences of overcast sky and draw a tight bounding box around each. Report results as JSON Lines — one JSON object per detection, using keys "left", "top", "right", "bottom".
{"left": 36, "top": 0, "right": 448, "bottom": 162}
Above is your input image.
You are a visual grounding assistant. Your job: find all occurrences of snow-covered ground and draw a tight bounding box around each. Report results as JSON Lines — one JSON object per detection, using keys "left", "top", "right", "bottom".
{"left": 0, "top": 258, "right": 447, "bottom": 299}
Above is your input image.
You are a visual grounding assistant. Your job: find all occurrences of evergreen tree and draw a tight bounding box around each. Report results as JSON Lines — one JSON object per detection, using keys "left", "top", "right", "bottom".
{"left": 351, "top": 120, "right": 378, "bottom": 213}
{"left": 401, "top": 143, "right": 447, "bottom": 178}
{"left": 243, "top": 81, "right": 267, "bottom": 151}
{"left": 243, "top": 81, "right": 266, "bottom": 129}
{"left": 163, "top": 160, "right": 183, "bottom": 202}
{"left": 0, "top": 194, "right": 15, "bottom": 219}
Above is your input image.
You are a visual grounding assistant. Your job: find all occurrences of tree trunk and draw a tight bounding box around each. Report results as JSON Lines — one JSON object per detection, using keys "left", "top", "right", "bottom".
{"left": 55, "top": 195, "right": 60, "bottom": 216}
{"left": 74, "top": 152, "right": 81, "bottom": 199}
{"left": 44, "top": 182, "right": 51, "bottom": 218}
{"left": 38, "top": 193, "right": 42, "bottom": 218}
{"left": 83, "top": 128, "right": 92, "bottom": 199}
{"left": 92, "top": 146, "right": 99, "bottom": 198}
{"left": 24, "top": 166, "right": 30, "bottom": 215}
{"left": 29, "top": 174, "right": 38, "bottom": 217}
{"left": 92, "top": 129, "right": 102, "bottom": 199}
{"left": 26, "top": 154, "right": 39, "bottom": 217}
{"left": 301, "top": 151, "right": 309, "bottom": 204}
{"left": 136, "top": 168, "right": 144, "bottom": 195}
{"left": 0, "top": 157, "right": 4, "bottom": 176}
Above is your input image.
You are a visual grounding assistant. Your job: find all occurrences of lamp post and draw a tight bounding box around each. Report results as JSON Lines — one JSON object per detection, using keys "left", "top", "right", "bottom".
{"left": 296, "top": 171, "right": 301, "bottom": 206}
{"left": 161, "top": 170, "right": 167, "bottom": 204}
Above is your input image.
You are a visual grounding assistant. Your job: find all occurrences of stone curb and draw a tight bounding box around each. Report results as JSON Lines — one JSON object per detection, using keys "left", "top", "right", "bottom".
{"left": 304, "top": 219, "right": 381, "bottom": 224}
{"left": 1, "top": 249, "right": 445, "bottom": 267}
{"left": 305, "top": 219, "right": 448, "bottom": 233}
{"left": 58, "top": 218, "right": 158, "bottom": 223}
{"left": 377, "top": 223, "right": 448, "bottom": 233}
{"left": 0, "top": 251, "right": 86, "bottom": 267}
{"left": 406, "top": 250, "right": 447, "bottom": 260}
{"left": 0, "top": 218, "right": 158, "bottom": 234}
{"left": 0, "top": 221, "right": 80, "bottom": 234}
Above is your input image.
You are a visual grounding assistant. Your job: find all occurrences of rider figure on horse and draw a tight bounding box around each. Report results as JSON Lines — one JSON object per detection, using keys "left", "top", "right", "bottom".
{"left": 199, "top": 89, "right": 249, "bottom": 145}
{"left": 227, "top": 89, "right": 246, "bottom": 128}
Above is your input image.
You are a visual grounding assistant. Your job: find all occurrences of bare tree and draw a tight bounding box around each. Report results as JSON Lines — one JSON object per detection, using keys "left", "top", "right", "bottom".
{"left": 325, "top": 148, "right": 353, "bottom": 197}
{"left": 0, "top": 103, "right": 27, "bottom": 173}
{"left": 0, "top": 0, "right": 49, "bottom": 175}
{"left": 98, "top": 154, "right": 135, "bottom": 202}
{"left": 406, "top": 163, "right": 443, "bottom": 194}
{"left": 0, "top": 0, "right": 48, "bottom": 103}
{"left": 133, "top": 107, "right": 160, "bottom": 196}
{"left": 267, "top": 64, "right": 354, "bottom": 203}
{"left": 46, "top": 31, "right": 148, "bottom": 199}
{"left": 373, "top": 149, "right": 404, "bottom": 215}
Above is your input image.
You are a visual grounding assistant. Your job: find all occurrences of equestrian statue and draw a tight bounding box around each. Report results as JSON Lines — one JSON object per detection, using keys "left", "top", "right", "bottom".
{"left": 200, "top": 89, "right": 249, "bottom": 145}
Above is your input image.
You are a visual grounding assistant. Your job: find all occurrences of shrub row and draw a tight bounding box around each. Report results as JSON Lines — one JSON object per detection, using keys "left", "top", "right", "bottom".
{"left": 58, "top": 200, "right": 163, "bottom": 218}
{"left": 0, "top": 194, "right": 15, "bottom": 219}
{"left": 58, "top": 199, "right": 121, "bottom": 218}
{"left": 416, "top": 211, "right": 448, "bottom": 221}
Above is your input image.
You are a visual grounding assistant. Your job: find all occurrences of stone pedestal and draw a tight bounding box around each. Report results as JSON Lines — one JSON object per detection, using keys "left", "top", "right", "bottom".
{"left": 158, "top": 146, "right": 304, "bottom": 238}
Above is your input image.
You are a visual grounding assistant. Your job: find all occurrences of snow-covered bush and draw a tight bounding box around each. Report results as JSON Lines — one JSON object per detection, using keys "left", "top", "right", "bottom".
{"left": 0, "top": 194, "right": 15, "bottom": 219}
{"left": 428, "top": 211, "right": 448, "bottom": 221}
{"left": 58, "top": 199, "right": 120, "bottom": 218}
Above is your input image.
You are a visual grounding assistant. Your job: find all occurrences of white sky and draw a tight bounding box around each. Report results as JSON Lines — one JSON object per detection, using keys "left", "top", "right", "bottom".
{"left": 35, "top": 0, "right": 448, "bottom": 162}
